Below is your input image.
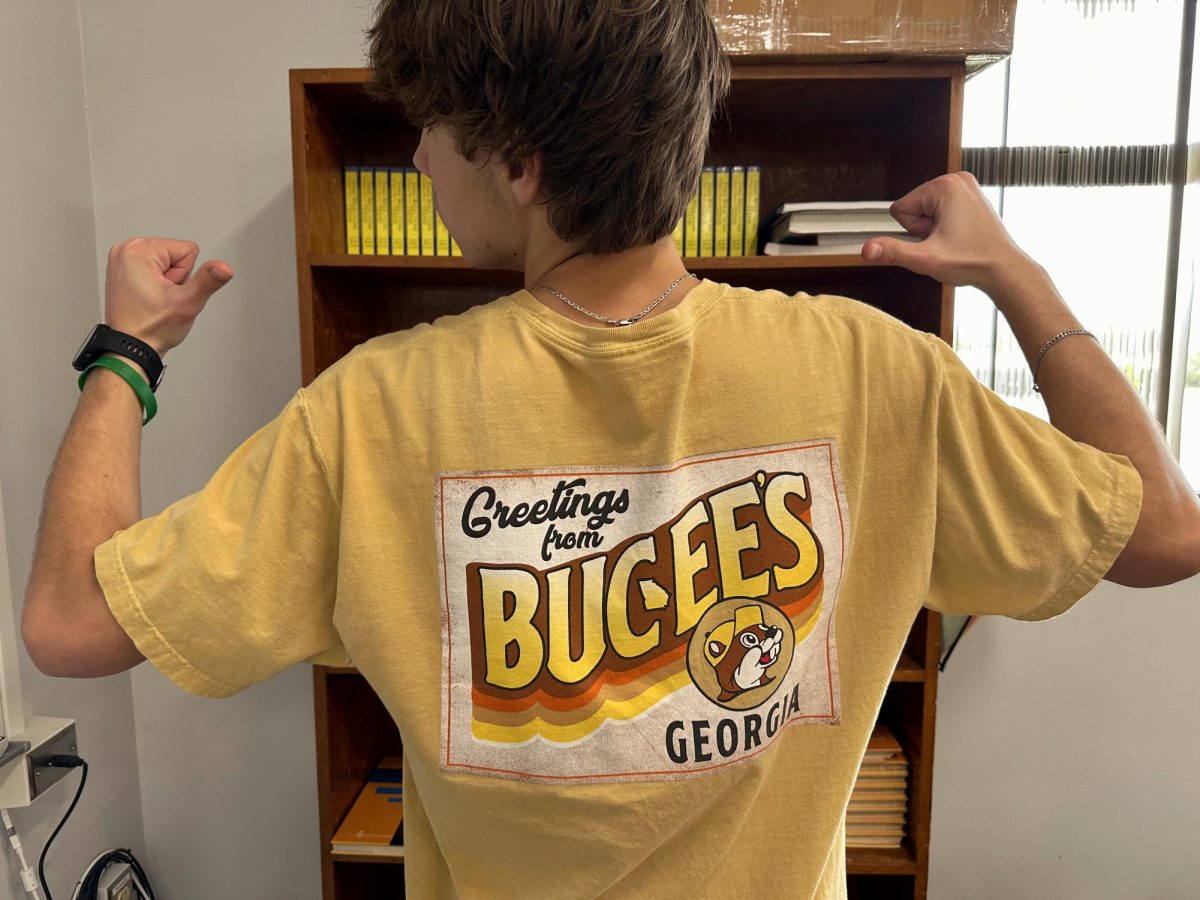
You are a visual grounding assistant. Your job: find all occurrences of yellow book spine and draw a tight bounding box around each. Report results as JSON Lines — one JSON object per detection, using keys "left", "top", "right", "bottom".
{"left": 684, "top": 179, "right": 699, "bottom": 258}
{"left": 344, "top": 166, "right": 361, "bottom": 255}
{"left": 436, "top": 211, "right": 450, "bottom": 258}
{"left": 451, "top": 236, "right": 463, "bottom": 257}
{"left": 404, "top": 170, "right": 420, "bottom": 254}
{"left": 699, "top": 168, "right": 714, "bottom": 257}
{"left": 714, "top": 167, "right": 730, "bottom": 257}
{"left": 389, "top": 169, "right": 405, "bottom": 256}
{"left": 361, "top": 167, "right": 376, "bottom": 255}
{"left": 420, "top": 173, "right": 435, "bottom": 256}
{"left": 730, "top": 166, "right": 746, "bottom": 257}
{"left": 375, "top": 168, "right": 390, "bottom": 255}
{"left": 745, "top": 166, "right": 761, "bottom": 256}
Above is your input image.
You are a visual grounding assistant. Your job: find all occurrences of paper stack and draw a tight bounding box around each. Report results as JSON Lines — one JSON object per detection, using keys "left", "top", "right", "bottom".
{"left": 846, "top": 723, "right": 909, "bottom": 848}
{"left": 765, "top": 200, "right": 919, "bottom": 256}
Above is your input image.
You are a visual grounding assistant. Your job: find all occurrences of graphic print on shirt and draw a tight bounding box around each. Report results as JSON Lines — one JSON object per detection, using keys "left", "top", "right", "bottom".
{"left": 435, "top": 440, "right": 848, "bottom": 784}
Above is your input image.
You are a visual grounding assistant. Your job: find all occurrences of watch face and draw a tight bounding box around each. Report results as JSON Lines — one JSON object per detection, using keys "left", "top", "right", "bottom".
{"left": 73, "top": 324, "right": 102, "bottom": 367}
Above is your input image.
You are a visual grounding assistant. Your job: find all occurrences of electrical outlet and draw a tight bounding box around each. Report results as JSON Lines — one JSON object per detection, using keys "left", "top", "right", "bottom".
{"left": 98, "top": 862, "right": 133, "bottom": 899}
{"left": 0, "top": 717, "right": 77, "bottom": 808}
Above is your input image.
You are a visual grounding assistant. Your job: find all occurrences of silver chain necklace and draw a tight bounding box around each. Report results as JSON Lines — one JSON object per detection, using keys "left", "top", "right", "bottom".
{"left": 532, "top": 272, "right": 698, "bottom": 327}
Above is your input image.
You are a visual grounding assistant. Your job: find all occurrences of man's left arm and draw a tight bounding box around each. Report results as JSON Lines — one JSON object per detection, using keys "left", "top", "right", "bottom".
{"left": 22, "top": 238, "right": 234, "bottom": 677}
{"left": 976, "top": 256, "right": 1200, "bottom": 588}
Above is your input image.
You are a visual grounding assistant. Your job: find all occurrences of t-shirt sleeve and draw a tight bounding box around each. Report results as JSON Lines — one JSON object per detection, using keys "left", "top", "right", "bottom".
{"left": 93, "top": 387, "right": 352, "bottom": 699}
{"left": 920, "top": 331, "right": 1143, "bottom": 622}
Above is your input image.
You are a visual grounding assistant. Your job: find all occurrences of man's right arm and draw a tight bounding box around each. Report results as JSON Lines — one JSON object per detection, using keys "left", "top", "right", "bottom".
{"left": 980, "top": 255, "right": 1200, "bottom": 588}
{"left": 861, "top": 171, "right": 1200, "bottom": 589}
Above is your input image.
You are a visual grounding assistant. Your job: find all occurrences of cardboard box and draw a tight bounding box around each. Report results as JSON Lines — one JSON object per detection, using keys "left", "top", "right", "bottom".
{"left": 710, "top": 0, "right": 1016, "bottom": 67}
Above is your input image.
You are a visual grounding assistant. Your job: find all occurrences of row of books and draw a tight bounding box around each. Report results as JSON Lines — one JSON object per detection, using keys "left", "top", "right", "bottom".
{"left": 671, "top": 165, "right": 762, "bottom": 257}
{"left": 764, "top": 200, "right": 917, "bottom": 256}
{"left": 342, "top": 167, "right": 920, "bottom": 261}
{"left": 342, "top": 163, "right": 762, "bottom": 259}
{"left": 331, "top": 755, "right": 405, "bottom": 858}
{"left": 845, "top": 723, "right": 909, "bottom": 849}
{"left": 345, "top": 166, "right": 462, "bottom": 257}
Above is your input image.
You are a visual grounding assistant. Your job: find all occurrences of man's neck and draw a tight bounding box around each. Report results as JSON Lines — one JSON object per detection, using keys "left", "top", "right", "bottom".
{"left": 521, "top": 236, "right": 698, "bottom": 328}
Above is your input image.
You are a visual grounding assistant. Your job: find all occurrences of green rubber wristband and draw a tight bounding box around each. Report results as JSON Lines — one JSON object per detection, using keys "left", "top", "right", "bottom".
{"left": 78, "top": 355, "right": 157, "bottom": 425}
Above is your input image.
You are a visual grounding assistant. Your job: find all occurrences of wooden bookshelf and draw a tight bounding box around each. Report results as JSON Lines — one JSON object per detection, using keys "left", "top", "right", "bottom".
{"left": 291, "top": 57, "right": 970, "bottom": 900}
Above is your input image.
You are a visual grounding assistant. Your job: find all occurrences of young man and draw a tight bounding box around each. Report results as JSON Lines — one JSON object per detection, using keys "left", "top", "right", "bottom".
{"left": 23, "top": 1, "right": 1200, "bottom": 898}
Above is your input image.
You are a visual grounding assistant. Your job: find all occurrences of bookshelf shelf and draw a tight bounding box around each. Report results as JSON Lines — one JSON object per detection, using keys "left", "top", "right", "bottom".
{"left": 331, "top": 854, "right": 405, "bottom": 866}
{"left": 292, "top": 57, "right": 965, "bottom": 900}
{"left": 846, "top": 846, "right": 920, "bottom": 876}
{"left": 892, "top": 652, "right": 926, "bottom": 683}
{"left": 311, "top": 252, "right": 877, "bottom": 270}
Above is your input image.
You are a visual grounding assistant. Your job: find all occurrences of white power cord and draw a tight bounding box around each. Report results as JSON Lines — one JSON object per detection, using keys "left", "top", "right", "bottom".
{"left": 2, "top": 756, "right": 155, "bottom": 899}
{"left": 1, "top": 807, "right": 45, "bottom": 898}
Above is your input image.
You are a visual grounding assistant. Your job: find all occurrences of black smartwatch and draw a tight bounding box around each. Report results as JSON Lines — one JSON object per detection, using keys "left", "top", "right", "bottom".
{"left": 72, "top": 324, "right": 166, "bottom": 393}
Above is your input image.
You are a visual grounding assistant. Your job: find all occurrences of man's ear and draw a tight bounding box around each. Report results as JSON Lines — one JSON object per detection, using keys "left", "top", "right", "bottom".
{"left": 504, "top": 151, "right": 545, "bottom": 208}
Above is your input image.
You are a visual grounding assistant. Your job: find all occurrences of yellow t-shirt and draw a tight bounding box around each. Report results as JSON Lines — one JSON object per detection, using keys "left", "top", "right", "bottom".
{"left": 94, "top": 278, "right": 1142, "bottom": 899}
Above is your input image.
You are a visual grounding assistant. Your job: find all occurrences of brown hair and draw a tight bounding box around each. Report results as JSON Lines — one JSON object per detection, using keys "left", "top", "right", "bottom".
{"left": 364, "top": 0, "right": 731, "bottom": 255}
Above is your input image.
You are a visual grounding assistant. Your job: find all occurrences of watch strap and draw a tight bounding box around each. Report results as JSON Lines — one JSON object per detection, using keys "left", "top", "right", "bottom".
{"left": 79, "top": 356, "right": 158, "bottom": 425}
{"left": 73, "top": 324, "right": 165, "bottom": 392}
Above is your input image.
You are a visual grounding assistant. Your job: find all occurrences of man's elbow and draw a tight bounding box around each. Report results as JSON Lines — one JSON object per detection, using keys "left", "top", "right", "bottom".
{"left": 1171, "top": 502, "right": 1200, "bottom": 583}
{"left": 1104, "top": 505, "right": 1200, "bottom": 588}
{"left": 22, "top": 609, "right": 69, "bottom": 678}
{"left": 21, "top": 593, "right": 145, "bottom": 679}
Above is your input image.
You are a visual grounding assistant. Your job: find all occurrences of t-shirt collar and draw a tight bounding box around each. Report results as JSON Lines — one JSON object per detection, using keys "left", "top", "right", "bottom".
{"left": 503, "top": 278, "right": 726, "bottom": 353}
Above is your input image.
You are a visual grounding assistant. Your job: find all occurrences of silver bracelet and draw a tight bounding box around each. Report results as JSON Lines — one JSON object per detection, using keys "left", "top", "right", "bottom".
{"left": 1031, "top": 329, "right": 1098, "bottom": 393}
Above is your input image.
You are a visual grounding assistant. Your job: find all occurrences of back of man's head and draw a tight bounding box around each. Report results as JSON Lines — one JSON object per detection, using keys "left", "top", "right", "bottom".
{"left": 364, "top": 0, "right": 731, "bottom": 256}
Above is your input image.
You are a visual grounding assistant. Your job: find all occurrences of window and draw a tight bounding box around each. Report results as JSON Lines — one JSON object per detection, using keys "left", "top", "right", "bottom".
{"left": 957, "top": 0, "right": 1196, "bottom": 446}
{"left": 1171, "top": 12, "right": 1199, "bottom": 488}
{"left": 942, "top": 0, "right": 1196, "bottom": 669}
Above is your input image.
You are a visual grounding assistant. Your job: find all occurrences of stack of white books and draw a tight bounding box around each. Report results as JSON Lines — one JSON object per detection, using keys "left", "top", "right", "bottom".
{"left": 765, "top": 200, "right": 920, "bottom": 256}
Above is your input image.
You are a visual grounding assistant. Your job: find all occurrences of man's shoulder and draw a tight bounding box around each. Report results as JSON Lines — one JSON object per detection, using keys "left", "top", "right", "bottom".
{"left": 716, "top": 283, "right": 938, "bottom": 353}
{"left": 322, "top": 295, "right": 514, "bottom": 368}
{"left": 299, "top": 294, "right": 515, "bottom": 408}
{"left": 362, "top": 294, "right": 515, "bottom": 355}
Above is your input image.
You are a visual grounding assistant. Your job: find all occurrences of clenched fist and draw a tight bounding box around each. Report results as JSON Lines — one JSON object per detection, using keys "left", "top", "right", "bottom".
{"left": 861, "top": 171, "right": 1038, "bottom": 295}
{"left": 104, "top": 237, "right": 235, "bottom": 356}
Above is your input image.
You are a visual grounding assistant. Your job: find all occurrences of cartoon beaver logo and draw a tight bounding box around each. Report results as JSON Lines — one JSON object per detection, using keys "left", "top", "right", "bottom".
{"left": 703, "top": 605, "right": 784, "bottom": 702}
{"left": 686, "top": 598, "right": 796, "bottom": 711}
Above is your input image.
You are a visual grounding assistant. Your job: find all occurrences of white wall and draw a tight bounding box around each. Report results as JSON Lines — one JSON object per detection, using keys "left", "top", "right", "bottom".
{"left": 1, "top": 2, "right": 1196, "bottom": 898}
{"left": 1, "top": 1, "right": 369, "bottom": 897}
{"left": 929, "top": 573, "right": 1200, "bottom": 898}
{"left": 78, "top": 2, "right": 365, "bottom": 896}
{"left": 0, "top": 3, "right": 145, "bottom": 897}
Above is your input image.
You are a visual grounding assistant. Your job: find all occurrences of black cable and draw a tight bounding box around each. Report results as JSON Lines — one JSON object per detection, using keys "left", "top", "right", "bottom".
{"left": 37, "top": 755, "right": 158, "bottom": 900}
{"left": 38, "top": 755, "right": 87, "bottom": 900}
{"left": 77, "top": 848, "right": 157, "bottom": 900}
{"left": 938, "top": 614, "right": 975, "bottom": 671}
